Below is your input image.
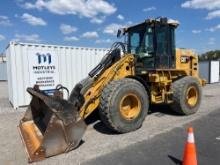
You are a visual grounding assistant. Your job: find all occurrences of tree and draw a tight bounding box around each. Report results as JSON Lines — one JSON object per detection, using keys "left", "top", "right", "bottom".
{"left": 199, "top": 50, "right": 220, "bottom": 61}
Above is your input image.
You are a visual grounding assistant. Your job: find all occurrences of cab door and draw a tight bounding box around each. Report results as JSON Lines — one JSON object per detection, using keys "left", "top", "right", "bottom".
{"left": 155, "top": 25, "right": 176, "bottom": 69}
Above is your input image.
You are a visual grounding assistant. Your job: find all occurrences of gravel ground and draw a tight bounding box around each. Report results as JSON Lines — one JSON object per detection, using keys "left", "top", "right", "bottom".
{"left": 0, "top": 81, "right": 219, "bottom": 165}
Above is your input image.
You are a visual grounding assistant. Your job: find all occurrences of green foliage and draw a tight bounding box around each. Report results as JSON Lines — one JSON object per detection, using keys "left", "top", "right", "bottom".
{"left": 199, "top": 50, "right": 220, "bottom": 61}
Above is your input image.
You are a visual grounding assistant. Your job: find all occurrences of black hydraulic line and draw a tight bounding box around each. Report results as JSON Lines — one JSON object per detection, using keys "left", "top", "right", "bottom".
{"left": 88, "top": 42, "right": 125, "bottom": 78}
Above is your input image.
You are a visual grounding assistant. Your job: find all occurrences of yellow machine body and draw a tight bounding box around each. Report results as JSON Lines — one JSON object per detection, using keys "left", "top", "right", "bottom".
{"left": 79, "top": 48, "right": 205, "bottom": 118}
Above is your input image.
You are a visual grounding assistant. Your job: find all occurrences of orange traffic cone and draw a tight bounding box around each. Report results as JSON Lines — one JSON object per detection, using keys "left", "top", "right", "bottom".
{"left": 183, "top": 127, "right": 198, "bottom": 165}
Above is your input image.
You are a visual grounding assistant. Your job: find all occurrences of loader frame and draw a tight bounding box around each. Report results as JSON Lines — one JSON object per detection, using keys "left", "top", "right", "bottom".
{"left": 79, "top": 49, "right": 205, "bottom": 119}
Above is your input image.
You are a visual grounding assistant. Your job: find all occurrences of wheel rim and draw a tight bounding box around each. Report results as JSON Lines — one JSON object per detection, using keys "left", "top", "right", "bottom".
{"left": 186, "top": 86, "right": 198, "bottom": 107}
{"left": 120, "top": 93, "right": 141, "bottom": 120}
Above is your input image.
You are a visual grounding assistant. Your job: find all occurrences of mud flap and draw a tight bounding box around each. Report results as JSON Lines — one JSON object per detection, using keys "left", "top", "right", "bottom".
{"left": 18, "top": 87, "right": 87, "bottom": 163}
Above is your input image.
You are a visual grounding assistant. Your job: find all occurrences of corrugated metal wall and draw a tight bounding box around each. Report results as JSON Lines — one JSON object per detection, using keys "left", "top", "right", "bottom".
{"left": 0, "top": 62, "right": 7, "bottom": 81}
{"left": 6, "top": 41, "right": 109, "bottom": 108}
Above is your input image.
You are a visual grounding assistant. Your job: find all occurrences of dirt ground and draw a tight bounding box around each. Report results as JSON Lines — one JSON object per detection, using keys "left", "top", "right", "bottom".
{"left": 0, "top": 81, "right": 219, "bottom": 165}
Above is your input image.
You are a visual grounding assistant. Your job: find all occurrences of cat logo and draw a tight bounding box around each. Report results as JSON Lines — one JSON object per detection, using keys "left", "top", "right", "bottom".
{"left": 181, "top": 56, "right": 189, "bottom": 63}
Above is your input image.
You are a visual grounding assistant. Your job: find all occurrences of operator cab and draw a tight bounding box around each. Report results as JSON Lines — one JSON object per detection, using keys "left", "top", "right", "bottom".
{"left": 119, "top": 17, "right": 179, "bottom": 71}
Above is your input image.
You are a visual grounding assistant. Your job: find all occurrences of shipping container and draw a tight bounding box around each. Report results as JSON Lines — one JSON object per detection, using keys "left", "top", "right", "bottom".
{"left": 199, "top": 61, "right": 219, "bottom": 84}
{"left": 0, "top": 62, "right": 7, "bottom": 81}
{"left": 5, "top": 41, "right": 109, "bottom": 109}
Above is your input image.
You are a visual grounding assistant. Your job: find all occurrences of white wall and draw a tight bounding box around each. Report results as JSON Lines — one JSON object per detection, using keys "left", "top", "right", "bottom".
{"left": 210, "top": 61, "right": 219, "bottom": 83}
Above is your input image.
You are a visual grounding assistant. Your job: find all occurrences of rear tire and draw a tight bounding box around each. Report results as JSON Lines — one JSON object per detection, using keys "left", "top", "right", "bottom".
{"left": 99, "top": 78, "right": 149, "bottom": 133}
{"left": 171, "top": 76, "right": 202, "bottom": 115}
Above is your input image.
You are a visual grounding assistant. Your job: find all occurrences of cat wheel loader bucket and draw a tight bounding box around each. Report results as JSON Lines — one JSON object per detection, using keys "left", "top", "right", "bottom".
{"left": 18, "top": 85, "right": 87, "bottom": 163}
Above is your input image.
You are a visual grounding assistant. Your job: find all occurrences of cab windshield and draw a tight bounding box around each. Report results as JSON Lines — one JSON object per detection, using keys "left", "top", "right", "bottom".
{"left": 127, "top": 23, "right": 176, "bottom": 69}
{"left": 128, "top": 25, "right": 154, "bottom": 58}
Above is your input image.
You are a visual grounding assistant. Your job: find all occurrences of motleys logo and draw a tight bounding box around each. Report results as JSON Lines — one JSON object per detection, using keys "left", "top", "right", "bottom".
{"left": 36, "top": 52, "right": 52, "bottom": 64}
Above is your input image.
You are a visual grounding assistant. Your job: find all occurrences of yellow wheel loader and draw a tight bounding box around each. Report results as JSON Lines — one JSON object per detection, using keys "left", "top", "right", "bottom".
{"left": 18, "top": 17, "right": 205, "bottom": 162}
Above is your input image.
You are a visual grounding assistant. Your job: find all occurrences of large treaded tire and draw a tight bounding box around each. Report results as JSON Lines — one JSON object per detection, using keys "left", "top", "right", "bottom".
{"left": 171, "top": 76, "right": 202, "bottom": 115}
{"left": 99, "top": 78, "right": 149, "bottom": 133}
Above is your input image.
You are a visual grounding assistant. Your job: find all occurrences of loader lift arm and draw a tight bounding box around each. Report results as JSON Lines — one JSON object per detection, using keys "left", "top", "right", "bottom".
{"left": 80, "top": 53, "right": 135, "bottom": 118}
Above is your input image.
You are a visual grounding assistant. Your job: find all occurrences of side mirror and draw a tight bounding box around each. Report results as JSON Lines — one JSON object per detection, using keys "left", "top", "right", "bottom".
{"left": 117, "top": 29, "right": 122, "bottom": 38}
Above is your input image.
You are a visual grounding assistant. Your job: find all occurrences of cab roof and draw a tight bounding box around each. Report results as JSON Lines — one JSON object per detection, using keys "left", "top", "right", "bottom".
{"left": 124, "top": 17, "right": 179, "bottom": 33}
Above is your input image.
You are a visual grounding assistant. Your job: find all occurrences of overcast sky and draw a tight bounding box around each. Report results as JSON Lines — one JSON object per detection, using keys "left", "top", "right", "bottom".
{"left": 0, "top": 0, "right": 220, "bottom": 54}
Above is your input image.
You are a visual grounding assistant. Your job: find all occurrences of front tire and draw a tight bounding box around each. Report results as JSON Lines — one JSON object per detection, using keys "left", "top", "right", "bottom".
{"left": 99, "top": 78, "right": 149, "bottom": 133}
